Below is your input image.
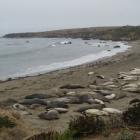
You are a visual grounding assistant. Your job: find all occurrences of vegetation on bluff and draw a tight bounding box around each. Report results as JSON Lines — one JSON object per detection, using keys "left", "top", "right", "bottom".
{"left": 4, "top": 26, "right": 140, "bottom": 41}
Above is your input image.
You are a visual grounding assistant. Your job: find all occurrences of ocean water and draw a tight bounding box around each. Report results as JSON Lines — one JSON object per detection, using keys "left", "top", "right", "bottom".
{"left": 0, "top": 38, "right": 130, "bottom": 80}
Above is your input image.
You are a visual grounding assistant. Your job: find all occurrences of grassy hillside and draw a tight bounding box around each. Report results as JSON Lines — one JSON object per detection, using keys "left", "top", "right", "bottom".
{"left": 3, "top": 26, "right": 140, "bottom": 41}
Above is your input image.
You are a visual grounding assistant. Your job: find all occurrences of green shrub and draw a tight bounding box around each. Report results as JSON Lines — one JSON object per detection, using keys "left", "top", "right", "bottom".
{"left": 54, "top": 130, "right": 78, "bottom": 140}
{"left": 0, "top": 116, "right": 16, "bottom": 128}
{"left": 115, "top": 129, "right": 135, "bottom": 140}
{"left": 69, "top": 115, "right": 105, "bottom": 137}
{"left": 25, "top": 130, "right": 77, "bottom": 140}
{"left": 123, "top": 99, "right": 140, "bottom": 127}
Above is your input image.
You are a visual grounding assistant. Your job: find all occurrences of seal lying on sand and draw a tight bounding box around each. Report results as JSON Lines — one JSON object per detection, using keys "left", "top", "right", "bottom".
{"left": 19, "top": 99, "right": 47, "bottom": 106}
{"left": 25, "top": 93, "right": 49, "bottom": 99}
{"left": 76, "top": 104, "right": 105, "bottom": 113}
{"left": 60, "top": 84, "right": 85, "bottom": 89}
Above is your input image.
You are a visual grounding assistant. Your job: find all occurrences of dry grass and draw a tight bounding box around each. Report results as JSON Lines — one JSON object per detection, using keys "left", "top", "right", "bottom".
{"left": 0, "top": 108, "right": 32, "bottom": 140}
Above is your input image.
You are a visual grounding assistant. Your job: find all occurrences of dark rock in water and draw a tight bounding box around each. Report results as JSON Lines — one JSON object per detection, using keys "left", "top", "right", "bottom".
{"left": 0, "top": 98, "right": 18, "bottom": 106}
{"left": 82, "top": 37, "right": 91, "bottom": 40}
{"left": 60, "top": 41, "right": 72, "bottom": 45}
{"left": 76, "top": 104, "right": 104, "bottom": 113}
{"left": 26, "top": 40, "right": 30, "bottom": 43}
{"left": 25, "top": 94, "right": 49, "bottom": 99}
{"left": 114, "top": 45, "right": 120, "bottom": 48}
{"left": 6, "top": 78, "right": 13, "bottom": 81}
{"left": 19, "top": 99, "right": 47, "bottom": 105}
{"left": 46, "top": 100, "right": 69, "bottom": 109}
{"left": 39, "top": 110, "right": 59, "bottom": 120}
{"left": 60, "top": 84, "right": 85, "bottom": 89}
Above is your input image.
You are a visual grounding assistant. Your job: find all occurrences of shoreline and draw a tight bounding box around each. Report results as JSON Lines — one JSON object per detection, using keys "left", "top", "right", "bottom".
{"left": 0, "top": 41, "right": 131, "bottom": 82}
{"left": 0, "top": 40, "right": 139, "bottom": 131}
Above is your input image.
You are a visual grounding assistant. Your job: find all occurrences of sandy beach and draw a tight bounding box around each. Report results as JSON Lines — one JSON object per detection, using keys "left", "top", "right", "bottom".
{"left": 0, "top": 40, "right": 140, "bottom": 132}
{"left": 1, "top": 0, "right": 140, "bottom": 138}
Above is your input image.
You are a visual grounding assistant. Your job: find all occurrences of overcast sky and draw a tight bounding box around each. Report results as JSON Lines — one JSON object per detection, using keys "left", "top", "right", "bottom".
{"left": 0, "top": 0, "right": 140, "bottom": 35}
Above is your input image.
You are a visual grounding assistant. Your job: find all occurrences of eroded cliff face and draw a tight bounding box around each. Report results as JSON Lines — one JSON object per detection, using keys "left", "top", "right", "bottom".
{"left": 3, "top": 26, "right": 140, "bottom": 41}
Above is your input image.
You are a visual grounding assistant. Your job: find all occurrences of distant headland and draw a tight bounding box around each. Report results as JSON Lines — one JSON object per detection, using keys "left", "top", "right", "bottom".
{"left": 3, "top": 26, "right": 140, "bottom": 41}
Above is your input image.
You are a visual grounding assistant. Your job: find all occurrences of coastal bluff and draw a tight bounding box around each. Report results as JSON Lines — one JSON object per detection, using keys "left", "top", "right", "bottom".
{"left": 3, "top": 26, "right": 140, "bottom": 41}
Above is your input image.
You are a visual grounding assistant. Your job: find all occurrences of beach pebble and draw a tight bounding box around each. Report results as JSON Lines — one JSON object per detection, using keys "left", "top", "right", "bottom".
{"left": 86, "top": 109, "right": 109, "bottom": 116}
{"left": 103, "top": 108, "right": 122, "bottom": 114}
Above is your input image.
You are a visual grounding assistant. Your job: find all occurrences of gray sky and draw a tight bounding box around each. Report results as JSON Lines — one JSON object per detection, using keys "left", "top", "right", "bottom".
{"left": 0, "top": 0, "right": 140, "bottom": 35}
